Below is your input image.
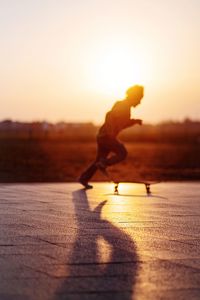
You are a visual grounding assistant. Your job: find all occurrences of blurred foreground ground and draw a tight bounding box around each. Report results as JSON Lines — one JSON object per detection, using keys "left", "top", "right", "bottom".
{"left": 0, "top": 182, "right": 200, "bottom": 300}
{"left": 0, "top": 140, "right": 200, "bottom": 182}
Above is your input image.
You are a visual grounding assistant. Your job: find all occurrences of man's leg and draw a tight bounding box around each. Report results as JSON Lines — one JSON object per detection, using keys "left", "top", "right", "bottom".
{"left": 79, "top": 142, "right": 109, "bottom": 187}
{"left": 104, "top": 139, "right": 127, "bottom": 166}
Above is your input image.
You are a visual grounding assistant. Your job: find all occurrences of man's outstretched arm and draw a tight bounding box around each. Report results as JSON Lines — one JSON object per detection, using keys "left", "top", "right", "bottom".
{"left": 125, "top": 119, "right": 143, "bottom": 128}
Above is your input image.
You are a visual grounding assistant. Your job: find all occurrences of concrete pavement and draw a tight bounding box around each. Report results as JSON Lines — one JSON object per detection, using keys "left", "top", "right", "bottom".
{"left": 0, "top": 182, "right": 200, "bottom": 300}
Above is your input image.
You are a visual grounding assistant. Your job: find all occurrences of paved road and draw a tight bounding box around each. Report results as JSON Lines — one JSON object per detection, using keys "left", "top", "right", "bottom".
{"left": 0, "top": 182, "right": 200, "bottom": 300}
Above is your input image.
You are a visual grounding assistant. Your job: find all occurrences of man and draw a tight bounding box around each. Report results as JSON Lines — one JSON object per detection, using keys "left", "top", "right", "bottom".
{"left": 79, "top": 85, "right": 144, "bottom": 189}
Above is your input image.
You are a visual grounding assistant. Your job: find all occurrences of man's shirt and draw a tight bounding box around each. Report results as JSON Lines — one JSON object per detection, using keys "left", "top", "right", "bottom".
{"left": 98, "top": 100, "right": 131, "bottom": 138}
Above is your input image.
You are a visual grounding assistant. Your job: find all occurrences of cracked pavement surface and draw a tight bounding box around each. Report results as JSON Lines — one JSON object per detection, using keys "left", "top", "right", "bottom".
{"left": 0, "top": 182, "right": 200, "bottom": 300}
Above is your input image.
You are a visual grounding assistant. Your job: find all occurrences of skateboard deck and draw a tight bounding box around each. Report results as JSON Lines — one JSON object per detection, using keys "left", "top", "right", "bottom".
{"left": 101, "top": 169, "right": 160, "bottom": 195}
{"left": 113, "top": 180, "right": 160, "bottom": 195}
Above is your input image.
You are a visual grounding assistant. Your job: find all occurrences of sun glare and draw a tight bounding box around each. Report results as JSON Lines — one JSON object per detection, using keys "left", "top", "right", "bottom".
{"left": 87, "top": 44, "right": 151, "bottom": 98}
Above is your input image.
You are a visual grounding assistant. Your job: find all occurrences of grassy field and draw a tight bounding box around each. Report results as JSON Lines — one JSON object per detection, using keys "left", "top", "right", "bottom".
{"left": 0, "top": 139, "right": 200, "bottom": 182}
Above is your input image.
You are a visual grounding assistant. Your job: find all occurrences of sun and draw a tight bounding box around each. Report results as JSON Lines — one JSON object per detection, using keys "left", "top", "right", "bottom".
{"left": 86, "top": 44, "right": 150, "bottom": 98}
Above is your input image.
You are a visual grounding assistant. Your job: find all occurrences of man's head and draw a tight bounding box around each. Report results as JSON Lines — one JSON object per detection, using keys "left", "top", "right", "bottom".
{"left": 125, "top": 85, "right": 144, "bottom": 107}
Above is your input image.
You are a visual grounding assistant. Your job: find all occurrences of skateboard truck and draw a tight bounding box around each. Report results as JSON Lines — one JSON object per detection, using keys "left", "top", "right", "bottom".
{"left": 145, "top": 183, "right": 151, "bottom": 195}
{"left": 114, "top": 182, "right": 119, "bottom": 194}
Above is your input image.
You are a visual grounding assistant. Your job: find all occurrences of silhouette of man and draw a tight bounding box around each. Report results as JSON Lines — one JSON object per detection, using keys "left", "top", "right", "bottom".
{"left": 79, "top": 85, "right": 144, "bottom": 188}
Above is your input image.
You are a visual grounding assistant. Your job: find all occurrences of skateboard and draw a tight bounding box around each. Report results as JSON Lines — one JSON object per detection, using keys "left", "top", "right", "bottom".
{"left": 101, "top": 169, "right": 160, "bottom": 195}
{"left": 112, "top": 180, "right": 160, "bottom": 195}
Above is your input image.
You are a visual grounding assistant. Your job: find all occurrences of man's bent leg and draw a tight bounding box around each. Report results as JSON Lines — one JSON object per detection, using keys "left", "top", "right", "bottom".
{"left": 105, "top": 139, "right": 127, "bottom": 166}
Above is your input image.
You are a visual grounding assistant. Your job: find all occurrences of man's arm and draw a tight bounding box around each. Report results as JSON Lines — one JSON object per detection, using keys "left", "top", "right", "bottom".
{"left": 125, "top": 119, "right": 143, "bottom": 128}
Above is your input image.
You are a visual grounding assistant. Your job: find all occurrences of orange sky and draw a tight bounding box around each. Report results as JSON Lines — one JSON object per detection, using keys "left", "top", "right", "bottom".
{"left": 1, "top": 0, "right": 200, "bottom": 124}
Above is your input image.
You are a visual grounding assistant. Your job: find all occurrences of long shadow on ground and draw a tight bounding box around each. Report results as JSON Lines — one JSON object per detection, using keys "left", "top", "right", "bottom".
{"left": 55, "top": 189, "right": 138, "bottom": 300}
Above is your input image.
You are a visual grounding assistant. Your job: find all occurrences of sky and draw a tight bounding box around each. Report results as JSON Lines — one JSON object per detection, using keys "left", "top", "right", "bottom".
{"left": 0, "top": 0, "right": 200, "bottom": 124}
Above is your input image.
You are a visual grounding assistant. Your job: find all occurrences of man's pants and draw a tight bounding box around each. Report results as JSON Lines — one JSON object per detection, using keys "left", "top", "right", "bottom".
{"left": 80, "top": 136, "right": 127, "bottom": 182}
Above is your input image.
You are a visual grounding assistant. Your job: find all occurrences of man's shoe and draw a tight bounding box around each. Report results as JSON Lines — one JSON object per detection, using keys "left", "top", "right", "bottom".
{"left": 78, "top": 178, "right": 93, "bottom": 189}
